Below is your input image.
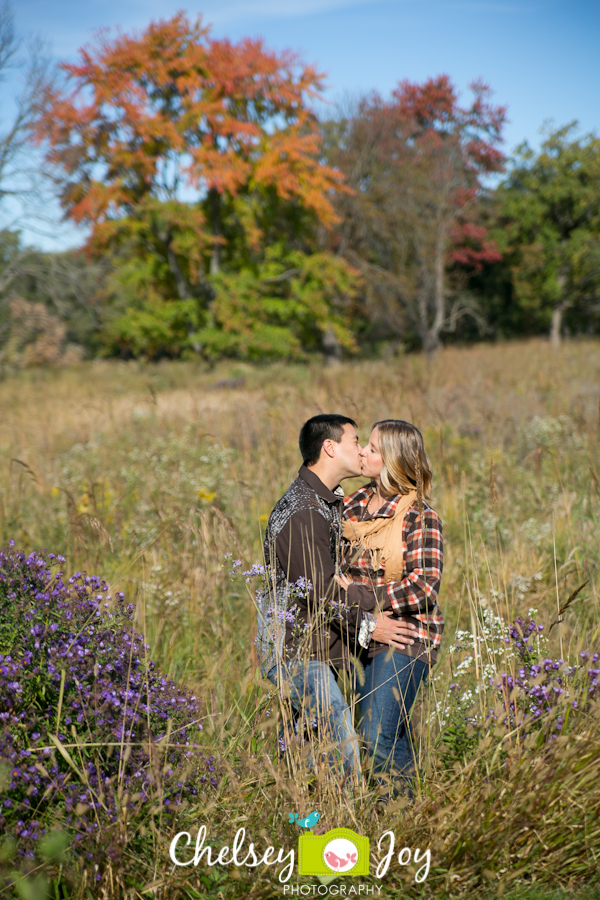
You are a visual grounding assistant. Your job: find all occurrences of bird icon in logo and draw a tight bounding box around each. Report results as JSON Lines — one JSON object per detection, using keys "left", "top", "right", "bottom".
{"left": 288, "top": 810, "right": 321, "bottom": 829}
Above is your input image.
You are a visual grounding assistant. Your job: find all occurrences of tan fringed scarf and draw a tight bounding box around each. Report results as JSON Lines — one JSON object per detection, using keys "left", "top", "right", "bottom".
{"left": 342, "top": 490, "right": 417, "bottom": 582}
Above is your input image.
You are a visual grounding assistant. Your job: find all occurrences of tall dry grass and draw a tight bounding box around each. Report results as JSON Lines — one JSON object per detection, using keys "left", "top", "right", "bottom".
{"left": 2, "top": 339, "right": 600, "bottom": 897}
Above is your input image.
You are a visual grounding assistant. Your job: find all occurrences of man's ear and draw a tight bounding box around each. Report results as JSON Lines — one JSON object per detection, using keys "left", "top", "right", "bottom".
{"left": 321, "top": 439, "right": 336, "bottom": 459}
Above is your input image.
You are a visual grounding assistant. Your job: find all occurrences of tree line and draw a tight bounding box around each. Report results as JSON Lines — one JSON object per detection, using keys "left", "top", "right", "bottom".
{"left": 1, "top": 8, "right": 599, "bottom": 367}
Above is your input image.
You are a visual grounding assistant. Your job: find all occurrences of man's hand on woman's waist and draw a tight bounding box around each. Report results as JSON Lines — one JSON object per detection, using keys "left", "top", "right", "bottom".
{"left": 334, "top": 573, "right": 416, "bottom": 649}
{"left": 371, "top": 611, "right": 416, "bottom": 649}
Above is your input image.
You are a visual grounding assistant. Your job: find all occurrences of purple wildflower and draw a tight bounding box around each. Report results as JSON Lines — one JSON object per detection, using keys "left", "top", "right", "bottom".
{"left": 0, "top": 542, "right": 216, "bottom": 879}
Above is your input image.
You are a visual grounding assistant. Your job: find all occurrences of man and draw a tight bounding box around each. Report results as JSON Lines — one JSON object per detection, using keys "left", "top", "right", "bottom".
{"left": 258, "top": 414, "right": 414, "bottom": 779}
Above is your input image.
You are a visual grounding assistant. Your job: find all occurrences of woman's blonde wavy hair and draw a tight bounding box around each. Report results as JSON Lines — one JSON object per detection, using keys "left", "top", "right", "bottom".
{"left": 373, "top": 419, "right": 432, "bottom": 499}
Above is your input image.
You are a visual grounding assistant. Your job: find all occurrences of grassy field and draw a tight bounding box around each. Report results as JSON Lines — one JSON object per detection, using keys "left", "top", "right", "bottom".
{"left": 2, "top": 339, "right": 600, "bottom": 898}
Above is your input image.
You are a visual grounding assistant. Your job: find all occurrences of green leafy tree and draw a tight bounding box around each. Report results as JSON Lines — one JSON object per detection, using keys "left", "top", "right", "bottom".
{"left": 195, "top": 247, "right": 358, "bottom": 362}
{"left": 495, "top": 124, "right": 600, "bottom": 347}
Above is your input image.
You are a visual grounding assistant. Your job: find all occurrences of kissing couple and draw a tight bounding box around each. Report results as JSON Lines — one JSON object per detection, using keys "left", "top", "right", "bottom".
{"left": 257, "top": 414, "right": 444, "bottom": 790}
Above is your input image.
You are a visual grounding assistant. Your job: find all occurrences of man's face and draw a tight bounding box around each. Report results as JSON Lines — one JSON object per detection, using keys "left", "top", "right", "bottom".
{"left": 330, "top": 423, "right": 362, "bottom": 479}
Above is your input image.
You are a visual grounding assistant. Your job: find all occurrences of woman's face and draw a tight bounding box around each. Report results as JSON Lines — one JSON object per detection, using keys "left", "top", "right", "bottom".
{"left": 360, "top": 428, "right": 384, "bottom": 481}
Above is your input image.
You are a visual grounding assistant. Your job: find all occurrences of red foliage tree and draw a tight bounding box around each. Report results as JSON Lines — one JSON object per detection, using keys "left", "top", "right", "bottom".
{"left": 329, "top": 75, "right": 506, "bottom": 353}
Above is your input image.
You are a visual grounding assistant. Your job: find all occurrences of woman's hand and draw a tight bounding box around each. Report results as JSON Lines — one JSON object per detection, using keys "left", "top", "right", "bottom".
{"left": 334, "top": 573, "right": 351, "bottom": 591}
{"left": 372, "top": 612, "right": 416, "bottom": 649}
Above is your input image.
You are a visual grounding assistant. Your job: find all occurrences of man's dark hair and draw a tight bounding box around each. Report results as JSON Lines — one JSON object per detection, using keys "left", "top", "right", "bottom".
{"left": 299, "top": 414, "right": 358, "bottom": 466}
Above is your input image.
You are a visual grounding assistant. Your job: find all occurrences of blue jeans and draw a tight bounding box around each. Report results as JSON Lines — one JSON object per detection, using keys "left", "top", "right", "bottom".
{"left": 267, "top": 660, "right": 361, "bottom": 780}
{"left": 356, "top": 651, "right": 428, "bottom": 783}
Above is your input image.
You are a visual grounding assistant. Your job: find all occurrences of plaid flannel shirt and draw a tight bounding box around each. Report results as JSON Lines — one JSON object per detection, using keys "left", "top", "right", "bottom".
{"left": 342, "top": 486, "right": 444, "bottom": 663}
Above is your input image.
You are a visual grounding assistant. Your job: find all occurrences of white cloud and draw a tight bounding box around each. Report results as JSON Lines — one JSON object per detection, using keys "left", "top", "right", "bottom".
{"left": 13, "top": 0, "right": 538, "bottom": 62}
{"left": 202, "top": 0, "right": 399, "bottom": 26}
{"left": 446, "top": 1, "right": 530, "bottom": 12}
{"left": 117, "top": 0, "right": 410, "bottom": 29}
{"left": 196, "top": 0, "right": 534, "bottom": 26}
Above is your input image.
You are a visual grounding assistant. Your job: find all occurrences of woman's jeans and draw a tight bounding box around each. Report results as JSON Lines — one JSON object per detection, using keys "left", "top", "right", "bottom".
{"left": 356, "top": 651, "right": 428, "bottom": 782}
{"left": 267, "top": 660, "right": 361, "bottom": 780}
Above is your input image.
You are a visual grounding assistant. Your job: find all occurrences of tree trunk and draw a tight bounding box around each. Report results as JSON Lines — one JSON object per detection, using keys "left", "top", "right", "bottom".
{"left": 322, "top": 325, "right": 342, "bottom": 365}
{"left": 550, "top": 277, "right": 569, "bottom": 349}
{"left": 550, "top": 306, "right": 562, "bottom": 349}
{"left": 423, "top": 328, "right": 441, "bottom": 358}
{"left": 423, "top": 236, "right": 446, "bottom": 358}
{"left": 208, "top": 188, "right": 222, "bottom": 276}
{"left": 166, "top": 244, "right": 189, "bottom": 300}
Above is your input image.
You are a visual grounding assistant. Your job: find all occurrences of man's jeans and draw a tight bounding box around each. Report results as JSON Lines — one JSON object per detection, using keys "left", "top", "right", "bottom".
{"left": 356, "top": 651, "right": 428, "bottom": 782}
{"left": 267, "top": 660, "right": 361, "bottom": 780}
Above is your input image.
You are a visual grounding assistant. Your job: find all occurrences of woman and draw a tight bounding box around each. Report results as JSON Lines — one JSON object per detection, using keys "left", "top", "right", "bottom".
{"left": 335, "top": 419, "right": 444, "bottom": 786}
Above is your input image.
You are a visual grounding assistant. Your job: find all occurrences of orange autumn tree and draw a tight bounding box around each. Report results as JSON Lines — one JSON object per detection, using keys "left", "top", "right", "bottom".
{"left": 37, "top": 13, "right": 357, "bottom": 359}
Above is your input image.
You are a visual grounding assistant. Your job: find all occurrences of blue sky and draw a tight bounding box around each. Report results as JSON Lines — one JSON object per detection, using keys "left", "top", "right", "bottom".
{"left": 5, "top": 0, "right": 600, "bottom": 250}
